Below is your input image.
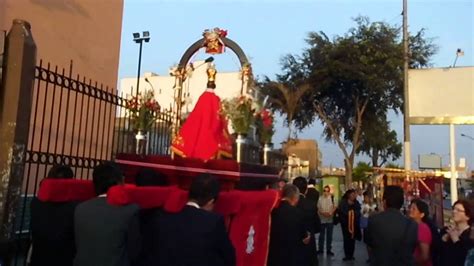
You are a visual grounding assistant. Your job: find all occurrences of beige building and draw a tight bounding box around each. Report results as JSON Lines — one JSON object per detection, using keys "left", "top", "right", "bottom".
{"left": 283, "top": 139, "right": 323, "bottom": 178}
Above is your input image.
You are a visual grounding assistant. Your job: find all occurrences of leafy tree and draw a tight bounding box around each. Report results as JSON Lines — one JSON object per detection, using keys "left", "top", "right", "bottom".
{"left": 358, "top": 115, "right": 403, "bottom": 168}
{"left": 260, "top": 16, "right": 436, "bottom": 185}
{"left": 385, "top": 162, "right": 403, "bottom": 169}
{"left": 353, "top": 161, "right": 372, "bottom": 183}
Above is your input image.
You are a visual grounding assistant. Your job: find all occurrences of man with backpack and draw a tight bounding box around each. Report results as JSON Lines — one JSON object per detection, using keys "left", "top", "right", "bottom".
{"left": 366, "top": 186, "right": 418, "bottom": 266}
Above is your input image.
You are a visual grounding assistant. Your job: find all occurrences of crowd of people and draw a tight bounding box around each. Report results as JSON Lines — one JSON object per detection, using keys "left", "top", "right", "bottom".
{"left": 28, "top": 163, "right": 474, "bottom": 266}
{"left": 29, "top": 163, "right": 235, "bottom": 266}
{"left": 269, "top": 178, "right": 474, "bottom": 266}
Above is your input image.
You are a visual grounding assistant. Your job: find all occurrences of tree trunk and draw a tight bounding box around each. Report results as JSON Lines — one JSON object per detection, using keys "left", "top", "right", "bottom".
{"left": 372, "top": 148, "right": 379, "bottom": 168}
{"left": 344, "top": 158, "right": 353, "bottom": 187}
{"left": 287, "top": 114, "right": 293, "bottom": 140}
{"left": 288, "top": 120, "right": 292, "bottom": 140}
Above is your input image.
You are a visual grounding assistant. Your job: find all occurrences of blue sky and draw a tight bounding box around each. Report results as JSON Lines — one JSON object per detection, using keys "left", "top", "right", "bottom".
{"left": 118, "top": 0, "right": 473, "bottom": 169}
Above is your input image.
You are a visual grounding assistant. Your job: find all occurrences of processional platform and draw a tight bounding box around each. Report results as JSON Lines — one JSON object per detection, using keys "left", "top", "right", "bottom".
{"left": 115, "top": 154, "right": 280, "bottom": 190}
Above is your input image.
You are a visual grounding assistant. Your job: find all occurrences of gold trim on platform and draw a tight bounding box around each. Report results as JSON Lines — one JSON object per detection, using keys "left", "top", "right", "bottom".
{"left": 170, "top": 146, "right": 186, "bottom": 158}
{"left": 409, "top": 116, "right": 474, "bottom": 125}
{"left": 217, "top": 149, "right": 233, "bottom": 159}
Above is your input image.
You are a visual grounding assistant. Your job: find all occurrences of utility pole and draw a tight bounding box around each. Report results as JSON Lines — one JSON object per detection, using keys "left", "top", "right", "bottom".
{"left": 403, "top": 0, "right": 411, "bottom": 176}
{"left": 450, "top": 124, "right": 458, "bottom": 204}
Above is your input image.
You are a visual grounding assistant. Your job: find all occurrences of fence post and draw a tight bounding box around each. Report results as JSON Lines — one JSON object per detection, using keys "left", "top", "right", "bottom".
{"left": 0, "top": 18, "right": 36, "bottom": 251}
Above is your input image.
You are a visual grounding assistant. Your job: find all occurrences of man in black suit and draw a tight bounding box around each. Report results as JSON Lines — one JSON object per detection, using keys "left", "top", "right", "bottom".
{"left": 30, "top": 165, "right": 76, "bottom": 266}
{"left": 134, "top": 168, "right": 168, "bottom": 266}
{"left": 268, "top": 184, "right": 311, "bottom": 266}
{"left": 74, "top": 162, "right": 141, "bottom": 266}
{"left": 152, "top": 174, "right": 236, "bottom": 266}
{"left": 307, "top": 178, "right": 320, "bottom": 203}
{"left": 366, "top": 185, "right": 418, "bottom": 266}
{"left": 293, "top": 176, "right": 320, "bottom": 266}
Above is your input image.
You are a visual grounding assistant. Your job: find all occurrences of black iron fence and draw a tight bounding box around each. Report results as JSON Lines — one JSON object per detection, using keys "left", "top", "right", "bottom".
{"left": 12, "top": 60, "right": 173, "bottom": 265}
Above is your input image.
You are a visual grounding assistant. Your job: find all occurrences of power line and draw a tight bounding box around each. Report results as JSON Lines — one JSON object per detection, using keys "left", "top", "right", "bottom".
{"left": 387, "top": 11, "right": 402, "bottom": 24}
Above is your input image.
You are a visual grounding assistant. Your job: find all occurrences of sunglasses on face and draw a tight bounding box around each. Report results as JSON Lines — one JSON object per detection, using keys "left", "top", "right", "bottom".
{"left": 324, "top": 190, "right": 329, "bottom": 192}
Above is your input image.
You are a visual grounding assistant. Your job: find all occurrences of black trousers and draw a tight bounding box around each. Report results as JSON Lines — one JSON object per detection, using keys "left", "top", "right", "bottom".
{"left": 341, "top": 227, "right": 355, "bottom": 258}
{"left": 309, "top": 234, "right": 318, "bottom": 266}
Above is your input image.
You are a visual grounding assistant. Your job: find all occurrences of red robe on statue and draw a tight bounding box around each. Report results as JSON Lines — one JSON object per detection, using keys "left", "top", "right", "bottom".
{"left": 171, "top": 89, "right": 233, "bottom": 161}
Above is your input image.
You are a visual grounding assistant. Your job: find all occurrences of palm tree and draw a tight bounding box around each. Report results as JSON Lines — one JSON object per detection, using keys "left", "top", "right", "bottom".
{"left": 262, "top": 82, "right": 312, "bottom": 141}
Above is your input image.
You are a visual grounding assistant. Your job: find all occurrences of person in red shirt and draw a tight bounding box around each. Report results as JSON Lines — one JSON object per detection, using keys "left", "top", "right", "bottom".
{"left": 409, "top": 199, "right": 433, "bottom": 266}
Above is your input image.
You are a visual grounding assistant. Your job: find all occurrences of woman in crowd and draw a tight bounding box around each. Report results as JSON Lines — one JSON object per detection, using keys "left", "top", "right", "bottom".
{"left": 409, "top": 199, "right": 433, "bottom": 266}
{"left": 464, "top": 226, "right": 474, "bottom": 266}
{"left": 441, "top": 200, "right": 474, "bottom": 266}
{"left": 338, "top": 189, "right": 361, "bottom": 261}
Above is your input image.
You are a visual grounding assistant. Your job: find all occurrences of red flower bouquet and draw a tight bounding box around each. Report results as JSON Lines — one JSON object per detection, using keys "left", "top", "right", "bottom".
{"left": 126, "top": 89, "right": 160, "bottom": 132}
{"left": 256, "top": 109, "right": 275, "bottom": 144}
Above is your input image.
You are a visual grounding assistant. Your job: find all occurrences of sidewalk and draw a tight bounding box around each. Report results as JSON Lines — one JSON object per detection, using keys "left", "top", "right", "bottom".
{"left": 318, "top": 225, "right": 368, "bottom": 266}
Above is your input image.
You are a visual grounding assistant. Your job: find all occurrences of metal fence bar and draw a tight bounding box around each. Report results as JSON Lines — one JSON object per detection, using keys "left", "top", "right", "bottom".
{"left": 45, "top": 65, "right": 58, "bottom": 162}
{"left": 108, "top": 90, "right": 118, "bottom": 160}
{"left": 34, "top": 63, "right": 51, "bottom": 193}
{"left": 100, "top": 86, "right": 109, "bottom": 160}
{"left": 75, "top": 76, "right": 85, "bottom": 177}
{"left": 80, "top": 79, "right": 92, "bottom": 179}
{"left": 53, "top": 67, "right": 65, "bottom": 155}
{"left": 120, "top": 92, "right": 127, "bottom": 155}
{"left": 61, "top": 62, "right": 73, "bottom": 158}
{"left": 159, "top": 115, "right": 165, "bottom": 154}
{"left": 92, "top": 83, "right": 103, "bottom": 163}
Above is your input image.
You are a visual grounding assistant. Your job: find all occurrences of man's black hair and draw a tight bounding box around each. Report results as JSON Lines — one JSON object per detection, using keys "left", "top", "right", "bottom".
{"left": 308, "top": 178, "right": 316, "bottom": 186}
{"left": 92, "top": 162, "right": 123, "bottom": 196}
{"left": 292, "top": 176, "right": 308, "bottom": 194}
{"left": 189, "top": 174, "right": 220, "bottom": 207}
{"left": 47, "top": 165, "right": 74, "bottom": 179}
{"left": 343, "top": 189, "right": 356, "bottom": 200}
{"left": 383, "top": 185, "right": 404, "bottom": 209}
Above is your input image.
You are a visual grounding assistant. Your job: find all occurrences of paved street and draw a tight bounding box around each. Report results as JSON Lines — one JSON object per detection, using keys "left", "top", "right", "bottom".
{"left": 318, "top": 225, "right": 368, "bottom": 266}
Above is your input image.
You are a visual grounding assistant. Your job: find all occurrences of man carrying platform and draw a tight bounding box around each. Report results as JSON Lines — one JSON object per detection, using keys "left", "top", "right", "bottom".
{"left": 171, "top": 64, "right": 233, "bottom": 161}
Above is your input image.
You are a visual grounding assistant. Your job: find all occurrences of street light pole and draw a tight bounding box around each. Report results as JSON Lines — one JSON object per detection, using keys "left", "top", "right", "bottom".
{"left": 452, "top": 48, "right": 464, "bottom": 67}
{"left": 403, "top": 0, "right": 411, "bottom": 176}
{"left": 133, "top": 31, "right": 150, "bottom": 97}
{"left": 136, "top": 40, "right": 143, "bottom": 97}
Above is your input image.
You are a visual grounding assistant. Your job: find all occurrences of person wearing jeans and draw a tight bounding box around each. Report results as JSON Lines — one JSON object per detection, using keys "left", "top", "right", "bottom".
{"left": 317, "top": 186, "right": 336, "bottom": 256}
